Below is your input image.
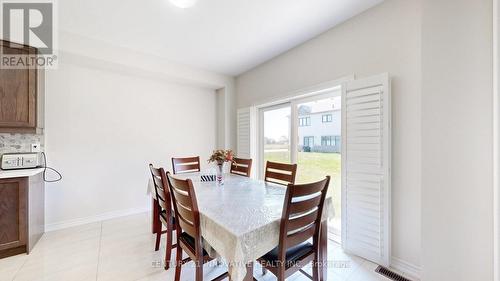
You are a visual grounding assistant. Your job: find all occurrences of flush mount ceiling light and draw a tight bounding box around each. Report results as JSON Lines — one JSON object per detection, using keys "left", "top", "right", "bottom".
{"left": 169, "top": 0, "right": 197, "bottom": 8}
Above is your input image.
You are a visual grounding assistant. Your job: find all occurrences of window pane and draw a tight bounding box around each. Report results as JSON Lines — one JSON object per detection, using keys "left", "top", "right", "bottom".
{"left": 296, "top": 96, "right": 341, "bottom": 236}
{"left": 263, "top": 106, "right": 291, "bottom": 165}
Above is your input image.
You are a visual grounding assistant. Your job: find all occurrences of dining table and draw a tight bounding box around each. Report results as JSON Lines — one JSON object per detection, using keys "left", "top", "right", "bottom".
{"left": 147, "top": 172, "right": 334, "bottom": 281}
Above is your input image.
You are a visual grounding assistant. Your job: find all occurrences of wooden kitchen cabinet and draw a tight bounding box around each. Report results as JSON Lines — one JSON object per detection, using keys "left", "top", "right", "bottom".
{"left": 0, "top": 173, "right": 44, "bottom": 259}
{"left": 0, "top": 177, "right": 28, "bottom": 258}
{"left": 0, "top": 40, "right": 40, "bottom": 133}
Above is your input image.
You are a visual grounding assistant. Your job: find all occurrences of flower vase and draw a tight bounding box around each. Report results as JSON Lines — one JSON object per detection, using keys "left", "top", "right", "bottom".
{"left": 216, "top": 163, "right": 224, "bottom": 186}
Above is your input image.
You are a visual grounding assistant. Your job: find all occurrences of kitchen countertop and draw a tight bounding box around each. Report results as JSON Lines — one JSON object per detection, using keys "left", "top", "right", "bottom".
{"left": 0, "top": 168, "right": 44, "bottom": 179}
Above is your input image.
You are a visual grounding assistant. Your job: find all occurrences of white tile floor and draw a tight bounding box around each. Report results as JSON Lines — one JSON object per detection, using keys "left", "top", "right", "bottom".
{"left": 0, "top": 213, "right": 392, "bottom": 281}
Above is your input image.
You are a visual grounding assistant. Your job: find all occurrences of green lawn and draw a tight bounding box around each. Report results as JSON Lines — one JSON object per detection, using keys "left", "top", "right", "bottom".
{"left": 264, "top": 151, "right": 341, "bottom": 223}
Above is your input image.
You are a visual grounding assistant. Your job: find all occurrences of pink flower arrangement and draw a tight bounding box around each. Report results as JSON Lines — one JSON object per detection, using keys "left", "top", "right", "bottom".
{"left": 208, "top": 149, "right": 234, "bottom": 165}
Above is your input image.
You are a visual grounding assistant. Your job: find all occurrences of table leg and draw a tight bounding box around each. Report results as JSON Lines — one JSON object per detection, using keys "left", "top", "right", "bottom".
{"left": 152, "top": 197, "right": 159, "bottom": 234}
{"left": 319, "top": 220, "right": 328, "bottom": 281}
{"left": 229, "top": 262, "right": 254, "bottom": 281}
{"left": 243, "top": 262, "right": 254, "bottom": 281}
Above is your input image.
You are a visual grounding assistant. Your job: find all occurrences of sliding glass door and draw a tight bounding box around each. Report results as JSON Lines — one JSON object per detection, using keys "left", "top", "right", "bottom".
{"left": 261, "top": 104, "right": 292, "bottom": 170}
{"left": 293, "top": 94, "right": 342, "bottom": 239}
{"left": 259, "top": 87, "right": 342, "bottom": 239}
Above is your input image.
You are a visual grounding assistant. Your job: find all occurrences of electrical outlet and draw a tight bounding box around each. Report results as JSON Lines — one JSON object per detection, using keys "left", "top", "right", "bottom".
{"left": 31, "top": 143, "right": 41, "bottom": 153}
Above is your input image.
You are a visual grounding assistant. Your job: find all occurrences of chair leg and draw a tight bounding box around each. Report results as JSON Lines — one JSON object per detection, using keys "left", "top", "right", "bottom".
{"left": 152, "top": 198, "right": 159, "bottom": 234}
{"left": 174, "top": 247, "right": 182, "bottom": 281}
{"left": 312, "top": 255, "right": 319, "bottom": 281}
{"left": 155, "top": 224, "right": 162, "bottom": 251}
{"left": 277, "top": 267, "right": 286, "bottom": 281}
{"left": 195, "top": 258, "right": 203, "bottom": 281}
{"left": 164, "top": 227, "right": 173, "bottom": 270}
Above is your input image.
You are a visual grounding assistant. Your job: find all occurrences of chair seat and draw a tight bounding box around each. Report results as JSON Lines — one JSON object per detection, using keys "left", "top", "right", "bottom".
{"left": 260, "top": 242, "right": 313, "bottom": 267}
{"left": 179, "top": 232, "right": 208, "bottom": 256}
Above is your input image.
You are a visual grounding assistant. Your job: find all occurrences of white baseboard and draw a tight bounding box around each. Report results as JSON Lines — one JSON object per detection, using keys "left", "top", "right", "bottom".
{"left": 45, "top": 206, "right": 150, "bottom": 232}
{"left": 390, "top": 257, "right": 421, "bottom": 280}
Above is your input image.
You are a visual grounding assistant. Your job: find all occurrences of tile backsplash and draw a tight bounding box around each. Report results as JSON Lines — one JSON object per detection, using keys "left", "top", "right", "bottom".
{"left": 0, "top": 133, "right": 44, "bottom": 156}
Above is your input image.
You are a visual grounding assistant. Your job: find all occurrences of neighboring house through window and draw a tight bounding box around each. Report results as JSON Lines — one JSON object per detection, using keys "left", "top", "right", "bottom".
{"left": 321, "top": 136, "right": 335, "bottom": 146}
{"left": 304, "top": 136, "right": 314, "bottom": 147}
{"left": 299, "top": 117, "right": 311, "bottom": 126}
{"left": 322, "top": 114, "right": 333, "bottom": 123}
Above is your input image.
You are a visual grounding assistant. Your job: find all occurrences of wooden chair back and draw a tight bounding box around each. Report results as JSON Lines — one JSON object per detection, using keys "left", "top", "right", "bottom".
{"left": 278, "top": 176, "right": 330, "bottom": 262}
{"left": 166, "top": 172, "right": 201, "bottom": 241}
{"left": 264, "top": 161, "right": 297, "bottom": 185}
{"left": 167, "top": 172, "right": 228, "bottom": 281}
{"left": 230, "top": 157, "right": 253, "bottom": 177}
{"left": 149, "top": 164, "right": 171, "bottom": 215}
{"left": 172, "top": 156, "right": 201, "bottom": 174}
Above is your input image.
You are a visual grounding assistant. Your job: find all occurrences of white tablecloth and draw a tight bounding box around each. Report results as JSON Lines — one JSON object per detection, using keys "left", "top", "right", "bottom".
{"left": 147, "top": 173, "right": 335, "bottom": 281}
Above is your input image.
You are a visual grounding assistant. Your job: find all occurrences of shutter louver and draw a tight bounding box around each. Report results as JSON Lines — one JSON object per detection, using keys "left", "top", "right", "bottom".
{"left": 341, "top": 73, "right": 391, "bottom": 266}
{"left": 237, "top": 107, "right": 255, "bottom": 160}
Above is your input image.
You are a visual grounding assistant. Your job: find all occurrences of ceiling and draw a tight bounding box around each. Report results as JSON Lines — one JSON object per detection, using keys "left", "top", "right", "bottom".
{"left": 59, "top": 0, "right": 383, "bottom": 76}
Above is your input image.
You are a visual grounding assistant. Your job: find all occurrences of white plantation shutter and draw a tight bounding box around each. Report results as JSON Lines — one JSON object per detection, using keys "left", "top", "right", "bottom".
{"left": 237, "top": 107, "right": 257, "bottom": 160}
{"left": 341, "top": 73, "right": 391, "bottom": 266}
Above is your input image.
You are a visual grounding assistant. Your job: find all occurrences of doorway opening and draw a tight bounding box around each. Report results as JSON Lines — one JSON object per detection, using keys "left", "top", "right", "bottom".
{"left": 259, "top": 87, "right": 342, "bottom": 240}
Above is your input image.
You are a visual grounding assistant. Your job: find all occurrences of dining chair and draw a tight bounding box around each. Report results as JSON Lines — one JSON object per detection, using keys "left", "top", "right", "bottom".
{"left": 172, "top": 156, "right": 201, "bottom": 174}
{"left": 257, "top": 176, "right": 330, "bottom": 281}
{"left": 148, "top": 164, "right": 176, "bottom": 270}
{"left": 230, "top": 157, "right": 253, "bottom": 177}
{"left": 166, "top": 172, "right": 228, "bottom": 281}
{"left": 264, "top": 161, "right": 298, "bottom": 185}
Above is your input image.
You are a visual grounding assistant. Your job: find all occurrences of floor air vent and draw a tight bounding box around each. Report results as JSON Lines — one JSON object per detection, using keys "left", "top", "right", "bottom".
{"left": 375, "top": 266, "right": 412, "bottom": 281}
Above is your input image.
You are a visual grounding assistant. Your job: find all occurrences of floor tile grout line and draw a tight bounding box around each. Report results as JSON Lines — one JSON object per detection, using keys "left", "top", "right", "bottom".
{"left": 4, "top": 214, "right": 380, "bottom": 281}
{"left": 10, "top": 255, "right": 30, "bottom": 281}
{"left": 10, "top": 234, "right": 45, "bottom": 281}
{"left": 95, "top": 222, "right": 103, "bottom": 281}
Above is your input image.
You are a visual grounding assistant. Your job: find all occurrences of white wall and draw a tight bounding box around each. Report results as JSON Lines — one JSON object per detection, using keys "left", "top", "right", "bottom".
{"left": 44, "top": 60, "right": 217, "bottom": 228}
{"left": 236, "top": 0, "right": 421, "bottom": 271}
{"left": 58, "top": 32, "right": 237, "bottom": 150}
{"left": 421, "top": 0, "right": 493, "bottom": 280}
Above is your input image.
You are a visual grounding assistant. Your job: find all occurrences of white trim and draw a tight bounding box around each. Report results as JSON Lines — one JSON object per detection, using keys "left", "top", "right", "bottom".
{"left": 290, "top": 101, "right": 298, "bottom": 165}
{"left": 253, "top": 75, "right": 353, "bottom": 109}
{"left": 45, "top": 207, "right": 150, "bottom": 232}
{"left": 390, "top": 257, "right": 421, "bottom": 281}
{"left": 494, "top": 0, "right": 499, "bottom": 280}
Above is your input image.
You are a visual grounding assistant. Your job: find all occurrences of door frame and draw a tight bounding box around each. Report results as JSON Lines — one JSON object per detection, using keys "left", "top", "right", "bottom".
{"left": 493, "top": 0, "right": 499, "bottom": 280}
{"left": 254, "top": 76, "right": 353, "bottom": 179}
{"left": 257, "top": 88, "right": 342, "bottom": 179}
